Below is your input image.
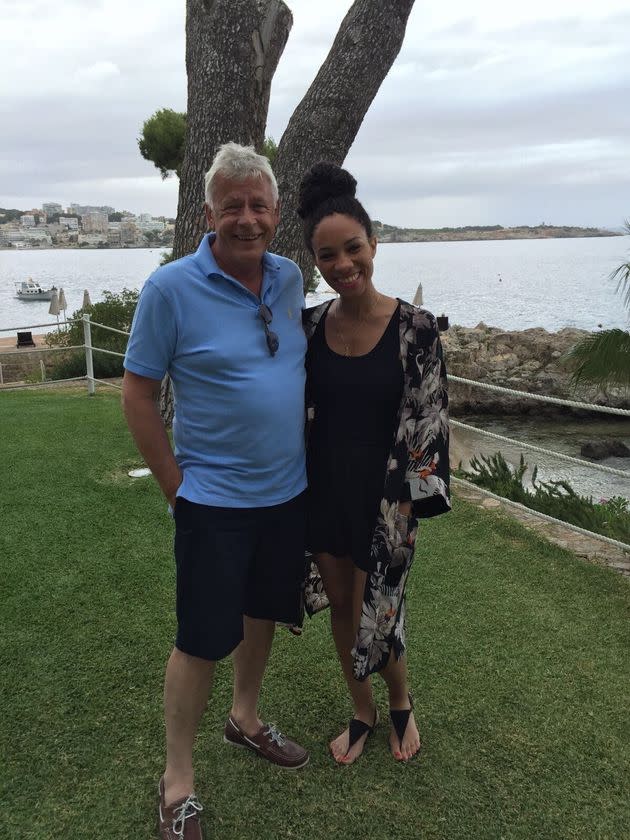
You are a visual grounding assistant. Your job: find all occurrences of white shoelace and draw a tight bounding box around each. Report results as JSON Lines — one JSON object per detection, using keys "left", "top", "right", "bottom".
{"left": 263, "top": 723, "right": 287, "bottom": 747}
{"left": 172, "top": 794, "right": 203, "bottom": 838}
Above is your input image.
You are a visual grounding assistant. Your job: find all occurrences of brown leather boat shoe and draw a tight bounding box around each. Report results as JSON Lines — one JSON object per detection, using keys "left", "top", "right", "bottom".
{"left": 223, "top": 716, "right": 309, "bottom": 770}
{"left": 158, "top": 776, "right": 203, "bottom": 840}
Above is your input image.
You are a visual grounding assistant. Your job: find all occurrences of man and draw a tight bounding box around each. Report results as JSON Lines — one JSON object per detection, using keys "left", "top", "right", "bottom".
{"left": 122, "top": 142, "right": 308, "bottom": 840}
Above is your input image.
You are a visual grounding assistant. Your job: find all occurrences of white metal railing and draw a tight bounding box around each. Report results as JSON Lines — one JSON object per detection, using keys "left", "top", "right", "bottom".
{"left": 0, "top": 376, "right": 86, "bottom": 390}
{"left": 83, "top": 313, "right": 95, "bottom": 396}
{"left": 0, "top": 344, "right": 84, "bottom": 356}
{"left": 0, "top": 322, "right": 84, "bottom": 386}
{"left": 0, "top": 315, "right": 126, "bottom": 394}
{"left": 1, "top": 316, "right": 628, "bottom": 557}
{"left": 82, "top": 314, "right": 128, "bottom": 396}
{"left": 92, "top": 378, "right": 122, "bottom": 391}
{"left": 86, "top": 320, "right": 131, "bottom": 336}
{"left": 0, "top": 320, "right": 75, "bottom": 332}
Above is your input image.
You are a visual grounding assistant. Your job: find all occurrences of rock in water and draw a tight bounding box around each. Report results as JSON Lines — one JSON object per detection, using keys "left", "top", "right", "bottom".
{"left": 581, "top": 440, "right": 630, "bottom": 460}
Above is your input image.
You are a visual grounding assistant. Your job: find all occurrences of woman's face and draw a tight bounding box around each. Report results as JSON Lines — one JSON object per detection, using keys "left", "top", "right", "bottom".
{"left": 311, "top": 213, "right": 377, "bottom": 298}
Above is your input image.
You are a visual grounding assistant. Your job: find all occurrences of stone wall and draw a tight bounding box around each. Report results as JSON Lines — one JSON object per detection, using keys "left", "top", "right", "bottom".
{"left": 0, "top": 347, "right": 77, "bottom": 384}
{"left": 441, "top": 323, "right": 629, "bottom": 415}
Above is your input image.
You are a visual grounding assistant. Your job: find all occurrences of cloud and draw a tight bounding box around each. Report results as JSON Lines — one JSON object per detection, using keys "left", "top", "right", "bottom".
{"left": 1, "top": 0, "right": 629, "bottom": 226}
{"left": 75, "top": 61, "right": 121, "bottom": 83}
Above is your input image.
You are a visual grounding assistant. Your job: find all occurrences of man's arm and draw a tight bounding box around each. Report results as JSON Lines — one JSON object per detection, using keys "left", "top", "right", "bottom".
{"left": 122, "top": 370, "right": 182, "bottom": 508}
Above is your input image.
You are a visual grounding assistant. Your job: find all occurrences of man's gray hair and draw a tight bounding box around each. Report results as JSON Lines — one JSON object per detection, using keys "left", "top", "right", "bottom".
{"left": 204, "top": 142, "right": 278, "bottom": 208}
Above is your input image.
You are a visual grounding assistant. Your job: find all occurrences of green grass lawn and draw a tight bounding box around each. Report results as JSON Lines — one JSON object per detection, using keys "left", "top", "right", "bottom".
{"left": 1, "top": 387, "right": 629, "bottom": 840}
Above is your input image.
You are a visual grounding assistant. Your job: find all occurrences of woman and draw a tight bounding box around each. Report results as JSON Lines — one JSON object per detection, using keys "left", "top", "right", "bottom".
{"left": 297, "top": 163, "right": 450, "bottom": 764}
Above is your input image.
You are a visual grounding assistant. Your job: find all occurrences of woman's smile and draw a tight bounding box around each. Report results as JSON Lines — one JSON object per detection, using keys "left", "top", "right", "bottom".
{"left": 335, "top": 271, "right": 361, "bottom": 289}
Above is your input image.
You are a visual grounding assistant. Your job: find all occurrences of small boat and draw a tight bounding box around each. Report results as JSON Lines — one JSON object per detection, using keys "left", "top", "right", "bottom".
{"left": 14, "top": 278, "right": 57, "bottom": 301}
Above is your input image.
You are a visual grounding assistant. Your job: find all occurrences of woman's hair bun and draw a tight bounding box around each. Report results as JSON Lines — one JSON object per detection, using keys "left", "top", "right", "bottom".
{"left": 297, "top": 163, "right": 357, "bottom": 218}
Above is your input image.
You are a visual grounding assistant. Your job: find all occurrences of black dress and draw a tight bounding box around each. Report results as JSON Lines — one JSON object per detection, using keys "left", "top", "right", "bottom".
{"left": 305, "top": 301, "right": 404, "bottom": 571}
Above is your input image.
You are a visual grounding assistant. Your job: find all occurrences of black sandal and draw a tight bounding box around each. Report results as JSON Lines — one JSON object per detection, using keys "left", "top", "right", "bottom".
{"left": 339, "top": 706, "right": 379, "bottom": 761}
{"left": 389, "top": 693, "right": 418, "bottom": 759}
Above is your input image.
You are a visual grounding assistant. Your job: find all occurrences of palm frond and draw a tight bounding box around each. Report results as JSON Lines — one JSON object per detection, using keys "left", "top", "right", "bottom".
{"left": 610, "top": 220, "right": 630, "bottom": 313}
{"left": 611, "top": 261, "right": 630, "bottom": 312}
{"left": 565, "top": 328, "right": 630, "bottom": 390}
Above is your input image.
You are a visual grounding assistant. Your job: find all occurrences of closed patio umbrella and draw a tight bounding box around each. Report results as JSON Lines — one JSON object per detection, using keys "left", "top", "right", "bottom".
{"left": 82, "top": 289, "right": 93, "bottom": 310}
{"left": 48, "top": 289, "right": 60, "bottom": 326}
{"left": 58, "top": 287, "right": 68, "bottom": 324}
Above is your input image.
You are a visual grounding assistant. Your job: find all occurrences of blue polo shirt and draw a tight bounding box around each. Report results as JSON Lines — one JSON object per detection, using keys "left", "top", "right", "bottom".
{"left": 124, "top": 233, "right": 307, "bottom": 507}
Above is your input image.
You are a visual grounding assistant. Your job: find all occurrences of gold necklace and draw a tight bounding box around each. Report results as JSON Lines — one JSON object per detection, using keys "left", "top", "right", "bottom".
{"left": 333, "top": 292, "right": 381, "bottom": 357}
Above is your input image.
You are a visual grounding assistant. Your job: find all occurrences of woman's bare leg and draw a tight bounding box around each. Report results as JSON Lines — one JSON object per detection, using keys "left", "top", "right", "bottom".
{"left": 379, "top": 651, "right": 421, "bottom": 760}
{"left": 316, "top": 553, "right": 375, "bottom": 763}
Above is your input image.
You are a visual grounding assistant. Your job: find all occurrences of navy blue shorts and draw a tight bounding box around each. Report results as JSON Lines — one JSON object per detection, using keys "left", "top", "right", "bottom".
{"left": 173, "top": 491, "right": 307, "bottom": 661}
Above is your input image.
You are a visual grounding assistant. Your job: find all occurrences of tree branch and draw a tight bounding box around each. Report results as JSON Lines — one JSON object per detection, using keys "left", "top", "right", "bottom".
{"left": 273, "top": 0, "right": 416, "bottom": 287}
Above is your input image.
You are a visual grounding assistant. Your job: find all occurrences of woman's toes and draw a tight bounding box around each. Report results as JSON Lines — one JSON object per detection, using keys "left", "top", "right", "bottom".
{"left": 390, "top": 737, "right": 403, "bottom": 760}
{"left": 403, "top": 737, "right": 421, "bottom": 760}
{"left": 330, "top": 723, "right": 371, "bottom": 765}
{"left": 330, "top": 730, "right": 351, "bottom": 762}
{"left": 389, "top": 712, "right": 421, "bottom": 761}
{"left": 329, "top": 734, "right": 346, "bottom": 760}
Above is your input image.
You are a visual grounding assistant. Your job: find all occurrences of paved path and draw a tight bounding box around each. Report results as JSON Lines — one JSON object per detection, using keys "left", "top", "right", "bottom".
{"left": 453, "top": 483, "right": 630, "bottom": 577}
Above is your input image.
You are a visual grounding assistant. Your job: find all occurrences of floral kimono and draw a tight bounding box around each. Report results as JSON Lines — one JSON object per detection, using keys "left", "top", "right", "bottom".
{"left": 302, "top": 299, "right": 451, "bottom": 681}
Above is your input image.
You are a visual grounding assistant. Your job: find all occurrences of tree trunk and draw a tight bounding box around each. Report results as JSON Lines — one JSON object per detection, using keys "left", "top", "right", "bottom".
{"left": 273, "top": 0, "right": 416, "bottom": 289}
{"left": 172, "top": 0, "right": 293, "bottom": 261}
{"left": 162, "top": 0, "right": 415, "bottom": 423}
{"left": 162, "top": 0, "right": 292, "bottom": 424}
{"left": 159, "top": 373, "right": 175, "bottom": 426}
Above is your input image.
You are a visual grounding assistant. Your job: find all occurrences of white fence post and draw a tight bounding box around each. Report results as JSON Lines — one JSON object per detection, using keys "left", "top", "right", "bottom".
{"left": 0, "top": 362, "right": 3, "bottom": 385}
{"left": 82, "top": 313, "right": 95, "bottom": 396}
{"left": 40, "top": 359, "right": 46, "bottom": 382}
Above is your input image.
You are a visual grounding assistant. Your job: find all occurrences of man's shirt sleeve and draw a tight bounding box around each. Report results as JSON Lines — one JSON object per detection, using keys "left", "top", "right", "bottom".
{"left": 124, "top": 279, "right": 177, "bottom": 380}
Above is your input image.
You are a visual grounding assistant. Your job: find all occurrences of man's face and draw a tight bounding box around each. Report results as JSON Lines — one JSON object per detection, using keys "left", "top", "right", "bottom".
{"left": 205, "top": 174, "right": 279, "bottom": 272}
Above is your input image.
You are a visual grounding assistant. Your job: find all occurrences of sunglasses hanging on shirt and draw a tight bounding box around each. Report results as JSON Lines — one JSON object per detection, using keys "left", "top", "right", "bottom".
{"left": 258, "top": 303, "right": 279, "bottom": 357}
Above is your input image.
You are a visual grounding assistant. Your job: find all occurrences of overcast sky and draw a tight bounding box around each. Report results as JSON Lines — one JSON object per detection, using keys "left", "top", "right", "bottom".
{"left": 1, "top": 0, "right": 629, "bottom": 227}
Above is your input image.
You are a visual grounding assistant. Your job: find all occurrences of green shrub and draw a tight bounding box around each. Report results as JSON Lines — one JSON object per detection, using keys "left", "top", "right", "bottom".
{"left": 46, "top": 350, "right": 126, "bottom": 381}
{"left": 23, "top": 368, "right": 46, "bottom": 384}
{"left": 46, "top": 288, "right": 139, "bottom": 380}
{"left": 457, "top": 452, "right": 630, "bottom": 543}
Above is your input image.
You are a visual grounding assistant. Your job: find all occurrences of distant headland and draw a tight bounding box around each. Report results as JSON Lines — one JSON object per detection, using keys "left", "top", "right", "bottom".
{"left": 373, "top": 222, "right": 621, "bottom": 244}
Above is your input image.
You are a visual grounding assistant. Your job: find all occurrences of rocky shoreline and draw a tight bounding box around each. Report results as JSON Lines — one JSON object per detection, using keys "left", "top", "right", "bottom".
{"left": 441, "top": 323, "right": 629, "bottom": 415}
